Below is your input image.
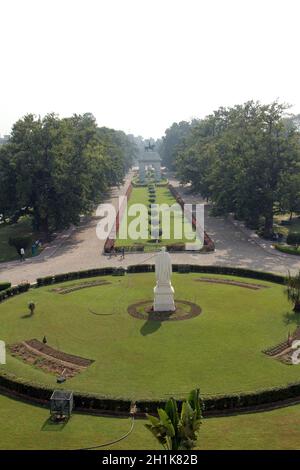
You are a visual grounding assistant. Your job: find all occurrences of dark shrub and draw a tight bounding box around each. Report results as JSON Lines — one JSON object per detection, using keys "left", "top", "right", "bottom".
{"left": 166, "top": 243, "right": 185, "bottom": 252}
{"left": 287, "top": 232, "right": 300, "bottom": 248}
{"left": 275, "top": 244, "right": 300, "bottom": 256}
{"left": 178, "top": 265, "right": 191, "bottom": 273}
{"left": 9, "top": 235, "right": 32, "bottom": 252}
{"left": 0, "top": 282, "right": 11, "bottom": 292}
{"left": 112, "top": 267, "right": 126, "bottom": 276}
{"left": 131, "top": 244, "right": 144, "bottom": 252}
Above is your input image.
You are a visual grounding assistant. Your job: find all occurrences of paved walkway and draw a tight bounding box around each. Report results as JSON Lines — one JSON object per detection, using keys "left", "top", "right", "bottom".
{"left": 1, "top": 177, "right": 300, "bottom": 285}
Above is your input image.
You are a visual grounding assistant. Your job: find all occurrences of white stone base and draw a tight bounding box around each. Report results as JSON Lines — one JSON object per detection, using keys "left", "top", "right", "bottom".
{"left": 153, "top": 283, "right": 175, "bottom": 312}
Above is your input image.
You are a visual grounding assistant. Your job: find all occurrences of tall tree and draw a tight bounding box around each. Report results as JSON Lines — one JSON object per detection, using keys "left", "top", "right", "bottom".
{"left": 0, "top": 113, "right": 136, "bottom": 236}
{"left": 176, "top": 101, "right": 300, "bottom": 237}
{"left": 160, "top": 121, "right": 195, "bottom": 169}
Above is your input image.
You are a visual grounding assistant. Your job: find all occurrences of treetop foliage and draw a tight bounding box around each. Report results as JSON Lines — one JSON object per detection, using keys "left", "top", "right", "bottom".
{"left": 0, "top": 113, "right": 137, "bottom": 235}
{"left": 162, "top": 101, "right": 300, "bottom": 237}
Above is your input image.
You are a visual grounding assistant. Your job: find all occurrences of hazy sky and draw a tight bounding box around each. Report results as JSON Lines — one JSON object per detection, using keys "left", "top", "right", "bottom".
{"left": 1, "top": 0, "right": 299, "bottom": 138}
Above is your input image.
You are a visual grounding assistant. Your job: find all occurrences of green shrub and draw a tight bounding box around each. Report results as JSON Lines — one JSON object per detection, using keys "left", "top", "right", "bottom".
{"left": 36, "top": 268, "right": 114, "bottom": 287}
{"left": 0, "top": 282, "right": 11, "bottom": 292}
{"left": 166, "top": 243, "right": 185, "bottom": 252}
{"left": 130, "top": 244, "right": 145, "bottom": 252}
{"left": 8, "top": 235, "right": 32, "bottom": 252}
{"left": 0, "top": 282, "right": 30, "bottom": 303}
{"left": 178, "top": 265, "right": 191, "bottom": 273}
{"left": 287, "top": 232, "right": 300, "bottom": 248}
{"left": 275, "top": 244, "right": 300, "bottom": 256}
{"left": 112, "top": 267, "right": 126, "bottom": 276}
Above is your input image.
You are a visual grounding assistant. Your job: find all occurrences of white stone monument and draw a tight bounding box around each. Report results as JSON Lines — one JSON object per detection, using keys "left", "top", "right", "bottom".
{"left": 0, "top": 340, "right": 6, "bottom": 365}
{"left": 153, "top": 247, "right": 175, "bottom": 312}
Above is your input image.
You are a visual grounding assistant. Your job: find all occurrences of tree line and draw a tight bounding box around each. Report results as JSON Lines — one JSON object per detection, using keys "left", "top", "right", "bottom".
{"left": 0, "top": 113, "right": 136, "bottom": 236}
{"left": 159, "top": 101, "right": 300, "bottom": 238}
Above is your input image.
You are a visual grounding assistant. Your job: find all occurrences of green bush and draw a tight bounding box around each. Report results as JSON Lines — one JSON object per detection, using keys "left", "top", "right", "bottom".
{"left": 166, "top": 243, "right": 185, "bottom": 252}
{"left": 287, "top": 232, "right": 300, "bottom": 248}
{"left": 0, "top": 283, "right": 30, "bottom": 303}
{"left": 0, "top": 282, "right": 11, "bottom": 292}
{"left": 8, "top": 235, "right": 32, "bottom": 252}
{"left": 178, "top": 265, "right": 191, "bottom": 273}
{"left": 275, "top": 244, "right": 300, "bottom": 256}
{"left": 112, "top": 267, "right": 126, "bottom": 276}
{"left": 36, "top": 268, "right": 115, "bottom": 287}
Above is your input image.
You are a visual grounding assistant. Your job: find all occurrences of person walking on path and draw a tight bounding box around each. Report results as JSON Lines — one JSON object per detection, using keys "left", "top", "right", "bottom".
{"left": 20, "top": 247, "right": 25, "bottom": 262}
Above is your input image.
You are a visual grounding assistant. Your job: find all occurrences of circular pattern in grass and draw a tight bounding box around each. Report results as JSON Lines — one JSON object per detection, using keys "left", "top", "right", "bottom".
{"left": 128, "top": 300, "right": 201, "bottom": 321}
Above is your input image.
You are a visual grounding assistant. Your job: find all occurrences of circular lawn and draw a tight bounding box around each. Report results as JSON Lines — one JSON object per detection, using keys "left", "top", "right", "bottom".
{"left": 0, "top": 272, "right": 299, "bottom": 400}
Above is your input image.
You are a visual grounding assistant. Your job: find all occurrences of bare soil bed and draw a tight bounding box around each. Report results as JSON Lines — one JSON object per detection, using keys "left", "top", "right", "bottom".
{"left": 9, "top": 339, "right": 94, "bottom": 378}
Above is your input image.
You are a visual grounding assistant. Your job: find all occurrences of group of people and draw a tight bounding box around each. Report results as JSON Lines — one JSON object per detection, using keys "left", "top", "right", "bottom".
{"left": 19, "top": 240, "right": 41, "bottom": 262}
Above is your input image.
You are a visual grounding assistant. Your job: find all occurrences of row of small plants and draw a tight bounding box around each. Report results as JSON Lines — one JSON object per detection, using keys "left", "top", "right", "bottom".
{"left": 167, "top": 184, "right": 215, "bottom": 251}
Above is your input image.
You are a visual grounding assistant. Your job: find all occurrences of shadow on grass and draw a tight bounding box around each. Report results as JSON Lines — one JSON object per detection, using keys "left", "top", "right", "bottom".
{"left": 41, "top": 417, "right": 68, "bottom": 432}
{"left": 20, "top": 313, "right": 33, "bottom": 319}
{"left": 140, "top": 320, "right": 162, "bottom": 336}
{"left": 283, "top": 311, "right": 300, "bottom": 326}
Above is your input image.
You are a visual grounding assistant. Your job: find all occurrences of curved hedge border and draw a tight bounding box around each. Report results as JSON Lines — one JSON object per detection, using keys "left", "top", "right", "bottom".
{"left": 0, "top": 282, "right": 30, "bottom": 303}
{"left": 1, "top": 264, "right": 294, "bottom": 417}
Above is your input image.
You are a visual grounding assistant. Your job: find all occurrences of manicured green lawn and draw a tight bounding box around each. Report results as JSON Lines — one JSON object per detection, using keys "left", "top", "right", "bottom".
{"left": 115, "top": 186, "right": 201, "bottom": 250}
{"left": 0, "top": 216, "right": 41, "bottom": 262}
{"left": 1, "top": 393, "right": 300, "bottom": 450}
{"left": 0, "top": 273, "right": 299, "bottom": 399}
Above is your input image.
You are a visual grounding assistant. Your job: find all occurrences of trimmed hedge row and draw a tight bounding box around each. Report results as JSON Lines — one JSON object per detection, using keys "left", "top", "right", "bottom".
{"left": 1, "top": 369, "right": 300, "bottom": 416}
{"left": 127, "top": 264, "right": 285, "bottom": 284}
{"left": 0, "top": 282, "right": 11, "bottom": 292}
{"left": 0, "top": 283, "right": 30, "bottom": 303}
{"left": 36, "top": 268, "right": 115, "bottom": 287}
{"left": 35, "top": 264, "right": 285, "bottom": 287}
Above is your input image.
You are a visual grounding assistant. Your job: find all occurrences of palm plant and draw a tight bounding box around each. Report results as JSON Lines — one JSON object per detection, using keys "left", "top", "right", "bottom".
{"left": 145, "top": 389, "right": 202, "bottom": 450}
{"left": 285, "top": 270, "right": 300, "bottom": 312}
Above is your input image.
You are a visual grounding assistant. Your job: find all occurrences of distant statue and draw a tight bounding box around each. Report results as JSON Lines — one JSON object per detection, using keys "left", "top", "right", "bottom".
{"left": 155, "top": 247, "right": 172, "bottom": 283}
{"left": 144, "top": 140, "right": 155, "bottom": 152}
{"left": 153, "top": 247, "right": 175, "bottom": 312}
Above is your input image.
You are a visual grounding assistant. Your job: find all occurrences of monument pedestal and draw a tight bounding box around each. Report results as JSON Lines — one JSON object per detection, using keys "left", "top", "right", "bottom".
{"left": 153, "top": 282, "right": 175, "bottom": 312}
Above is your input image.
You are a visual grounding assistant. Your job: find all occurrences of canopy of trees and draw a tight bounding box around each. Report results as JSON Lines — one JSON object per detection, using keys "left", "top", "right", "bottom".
{"left": 159, "top": 121, "right": 197, "bottom": 169}
{"left": 0, "top": 113, "right": 136, "bottom": 235}
{"left": 172, "top": 101, "right": 300, "bottom": 238}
